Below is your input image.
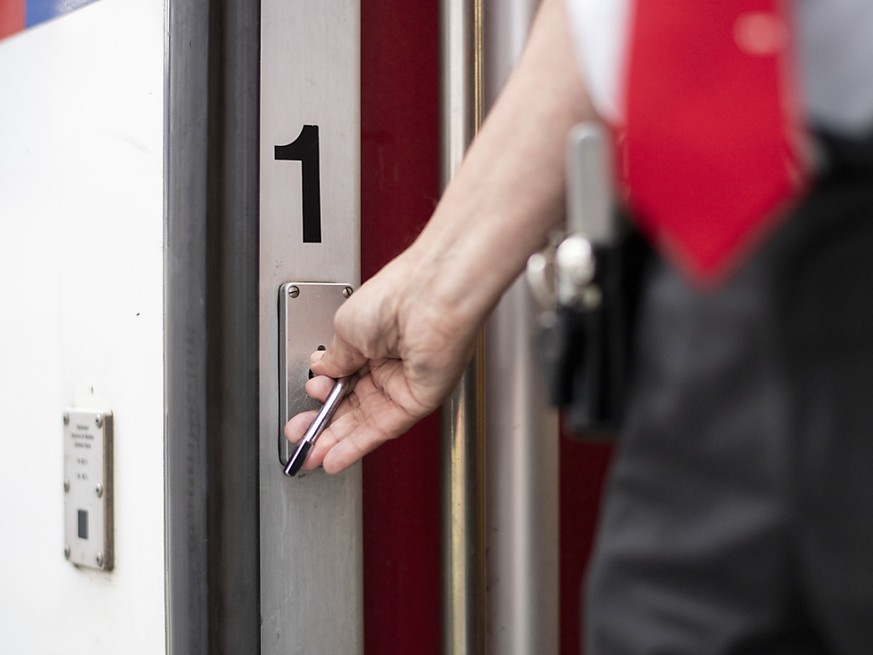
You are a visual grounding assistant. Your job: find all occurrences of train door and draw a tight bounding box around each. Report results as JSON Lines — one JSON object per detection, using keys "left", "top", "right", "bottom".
{"left": 0, "top": 0, "right": 610, "bottom": 652}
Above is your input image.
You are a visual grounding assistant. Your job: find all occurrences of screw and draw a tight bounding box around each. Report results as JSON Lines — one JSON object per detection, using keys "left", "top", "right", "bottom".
{"left": 96, "top": 552, "right": 104, "bottom": 568}
{"left": 64, "top": 478, "right": 70, "bottom": 493}
{"left": 64, "top": 544, "right": 71, "bottom": 560}
{"left": 95, "top": 414, "right": 103, "bottom": 428}
{"left": 63, "top": 413, "right": 70, "bottom": 426}
{"left": 288, "top": 285, "right": 300, "bottom": 298}
{"left": 96, "top": 483, "right": 104, "bottom": 498}
{"left": 342, "top": 286, "right": 354, "bottom": 299}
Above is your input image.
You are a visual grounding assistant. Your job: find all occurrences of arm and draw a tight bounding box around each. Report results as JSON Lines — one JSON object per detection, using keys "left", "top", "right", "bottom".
{"left": 286, "top": 0, "right": 596, "bottom": 474}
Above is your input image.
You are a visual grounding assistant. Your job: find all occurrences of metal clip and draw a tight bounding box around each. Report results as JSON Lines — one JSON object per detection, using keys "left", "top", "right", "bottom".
{"left": 527, "top": 122, "right": 613, "bottom": 311}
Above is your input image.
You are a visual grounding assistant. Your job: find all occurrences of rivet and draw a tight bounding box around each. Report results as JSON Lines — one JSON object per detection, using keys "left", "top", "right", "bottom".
{"left": 64, "top": 478, "right": 70, "bottom": 493}
{"left": 95, "top": 414, "right": 103, "bottom": 428}
{"left": 342, "top": 286, "right": 354, "bottom": 298}
{"left": 63, "top": 413, "right": 70, "bottom": 426}
{"left": 288, "top": 285, "right": 300, "bottom": 298}
{"left": 64, "top": 544, "right": 71, "bottom": 560}
{"left": 96, "top": 483, "right": 104, "bottom": 499}
{"left": 96, "top": 552, "right": 104, "bottom": 568}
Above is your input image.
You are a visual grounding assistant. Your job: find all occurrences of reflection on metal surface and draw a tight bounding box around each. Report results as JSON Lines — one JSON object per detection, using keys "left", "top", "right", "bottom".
{"left": 441, "top": 339, "right": 486, "bottom": 655}
{"left": 485, "top": 279, "right": 559, "bottom": 655}
{"left": 440, "top": 0, "right": 484, "bottom": 186}
{"left": 63, "top": 408, "right": 113, "bottom": 571}
{"left": 566, "top": 123, "right": 615, "bottom": 244}
{"left": 440, "top": 0, "right": 486, "bottom": 653}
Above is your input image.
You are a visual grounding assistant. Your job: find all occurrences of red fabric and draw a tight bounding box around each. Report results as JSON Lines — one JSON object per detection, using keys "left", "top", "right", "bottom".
{"left": 623, "top": 0, "right": 806, "bottom": 284}
{"left": 0, "top": 0, "right": 25, "bottom": 40}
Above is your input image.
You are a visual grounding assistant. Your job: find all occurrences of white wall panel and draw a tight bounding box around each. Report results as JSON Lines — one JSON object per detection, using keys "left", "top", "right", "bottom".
{"left": 0, "top": 1, "right": 165, "bottom": 652}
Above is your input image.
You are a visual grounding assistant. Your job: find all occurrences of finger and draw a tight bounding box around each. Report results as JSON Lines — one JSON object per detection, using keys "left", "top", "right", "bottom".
{"left": 283, "top": 409, "right": 319, "bottom": 444}
{"left": 292, "top": 385, "right": 364, "bottom": 471}
{"left": 305, "top": 377, "right": 422, "bottom": 474}
{"left": 303, "top": 374, "right": 336, "bottom": 402}
{"left": 320, "top": 405, "right": 417, "bottom": 474}
{"left": 313, "top": 333, "right": 367, "bottom": 379}
{"left": 288, "top": 375, "right": 364, "bottom": 471}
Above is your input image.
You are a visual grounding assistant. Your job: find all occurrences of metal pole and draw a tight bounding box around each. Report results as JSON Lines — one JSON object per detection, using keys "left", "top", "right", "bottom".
{"left": 203, "top": 0, "right": 262, "bottom": 650}
{"left": 440, "top": 0, "right": 486, "bottom": 653}
{"left": 484, "top": 275, "right": 560, "bottom": 655}
{"left": 166, "top": 0, "right": 262, "bottom": 652}
{"left": 483, "top": 2, "right": 559, "bottom": 654}
{"left": 165, "top": 0, "right": 211, "bottom": 651}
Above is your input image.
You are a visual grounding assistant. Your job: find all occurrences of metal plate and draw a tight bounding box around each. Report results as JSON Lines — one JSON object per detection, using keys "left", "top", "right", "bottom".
{"left": 278, "top": 282, "right": 353, "bottom": 466}
{"left": 259, "top": 0, "right": 362, "bottom": 651}
{"left": 63, "top": 409, "right": 113, "bottom": 571}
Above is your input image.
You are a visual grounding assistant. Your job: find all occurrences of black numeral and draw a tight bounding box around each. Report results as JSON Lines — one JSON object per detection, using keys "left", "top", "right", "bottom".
{"left": 275, "top": 125, "right": 322, "bottom": 243}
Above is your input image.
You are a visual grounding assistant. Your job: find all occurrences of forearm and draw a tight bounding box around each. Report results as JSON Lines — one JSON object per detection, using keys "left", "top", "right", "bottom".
{"left": 404, "top": 0, "right": 595, "bottom": 325}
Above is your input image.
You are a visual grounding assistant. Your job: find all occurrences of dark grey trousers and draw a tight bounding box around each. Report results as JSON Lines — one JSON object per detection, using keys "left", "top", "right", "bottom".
{"left": 585, "top": 159, "right": 873, "bottom": 654}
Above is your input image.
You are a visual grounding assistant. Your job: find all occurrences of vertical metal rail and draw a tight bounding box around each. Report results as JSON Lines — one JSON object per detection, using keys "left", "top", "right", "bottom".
{"left": 440, "top": 1, "right": 486, "bottom": 654}
{"left": 481, "top": 8, "right": 559, "bottom": 651}
{"left": 204, "top": 0, "right": 262, "bottom": 651}
{"left": 482, "top": 4, "right": 559, "bottom": 653}
{"left": 166, "top": 0, "right": 262, "bottom": 652}
{"left": 165, "top": 1, "right": 211, "bottom": 652}
{"left": 482, "top": 2, "right": 560, "bottom": 649}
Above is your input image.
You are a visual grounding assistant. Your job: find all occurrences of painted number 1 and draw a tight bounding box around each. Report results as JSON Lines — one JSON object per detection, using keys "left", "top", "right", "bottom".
{"left": 275, "top": 125, "right": 322, "bottom": 243}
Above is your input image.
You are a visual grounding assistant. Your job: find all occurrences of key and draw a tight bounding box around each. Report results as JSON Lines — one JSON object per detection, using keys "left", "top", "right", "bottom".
{"left": 284, "top": 375, "right": 355, "bottom": 477}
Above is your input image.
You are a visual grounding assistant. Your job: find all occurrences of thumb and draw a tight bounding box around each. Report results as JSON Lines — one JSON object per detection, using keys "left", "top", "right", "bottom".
{"left": 312, "top": 333, "right": 367, "bottom": 379}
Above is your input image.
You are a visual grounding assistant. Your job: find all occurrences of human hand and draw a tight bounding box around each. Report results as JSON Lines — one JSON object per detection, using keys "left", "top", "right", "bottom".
{"left": 283, "top": 250, "right": 480, "bottom": 474}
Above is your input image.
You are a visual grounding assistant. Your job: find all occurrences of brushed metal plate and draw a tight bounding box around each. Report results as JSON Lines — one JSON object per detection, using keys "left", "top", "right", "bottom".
{"left": 63, "top": 409, "right": 113, "bottom": 571}
{"left": 278, "top": 281, "right": 353, "bottom": 467}
{"left": 259, "top": 1, "right": 362, "bottom": 651}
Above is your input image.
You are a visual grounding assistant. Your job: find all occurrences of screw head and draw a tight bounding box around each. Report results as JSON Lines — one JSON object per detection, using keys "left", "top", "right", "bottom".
{"left": 342, "top": 286, "right": 354, "bottom": 298}
{"left": 96, "top": 483, "right": 104, "bottom": 499}
{"left": 63, "top": 413, "right": 70, "bottom": 426}
{"left": 96, "top": 552, "right": 104, "bottom": 568}
{"left": 95, "top": 414, "right": 103, "bottom": 428}
{"left": 288, "top": 285, "right": 300, "bottom": 298}
{"left": 64, "top": 544, "right": 71, "bottom": 560}
{"left": 64, "top": 478, "right": 70, "bottom": 493}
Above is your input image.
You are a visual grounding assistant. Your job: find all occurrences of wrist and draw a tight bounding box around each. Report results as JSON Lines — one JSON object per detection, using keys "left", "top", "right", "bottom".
{"left": 398, "top": 220, "right": 513, "bottom": 334}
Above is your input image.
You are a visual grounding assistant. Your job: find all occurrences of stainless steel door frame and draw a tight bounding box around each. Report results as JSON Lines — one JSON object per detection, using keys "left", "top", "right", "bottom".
{"left": 165, "top": 0, "right": 262, "bottom": 652}
{"left": 258, "top": 1, "right": 363, "bottom": 654}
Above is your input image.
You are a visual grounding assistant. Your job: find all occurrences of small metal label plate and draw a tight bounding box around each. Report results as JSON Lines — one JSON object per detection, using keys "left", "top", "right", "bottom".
{"left": 63, "top": 409, "right": 113, "bottom": 570}
{"left": 278, "top": 282, "right": 353, "bottom": 467}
